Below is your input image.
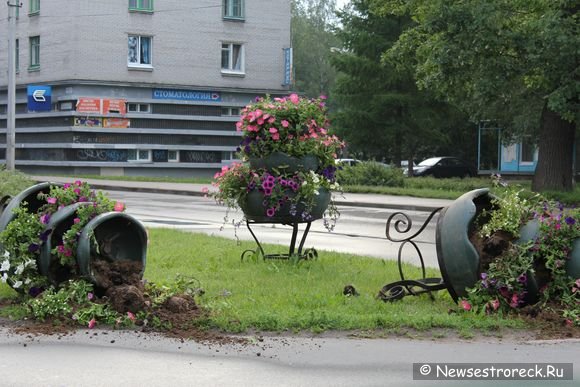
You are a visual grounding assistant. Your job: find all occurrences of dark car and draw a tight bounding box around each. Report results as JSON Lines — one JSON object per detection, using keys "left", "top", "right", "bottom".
{"left": 412, "top": 157, "right": 477, "bottom": 178}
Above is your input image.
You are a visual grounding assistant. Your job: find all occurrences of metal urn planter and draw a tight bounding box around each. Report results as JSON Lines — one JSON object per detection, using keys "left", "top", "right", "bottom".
{"left": 250, "top": 152, "right": 320, "bottom": 174}
{"left": 380, "top": 188, "right": 580, "bottom": 304}
{"left": 0, "top": 182, "right": 148, "bottom": 289}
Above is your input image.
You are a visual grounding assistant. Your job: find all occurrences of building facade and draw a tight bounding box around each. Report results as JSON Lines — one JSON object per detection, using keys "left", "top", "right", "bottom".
{"left": 0, "top": 0, "right": 292, "bottom": 177}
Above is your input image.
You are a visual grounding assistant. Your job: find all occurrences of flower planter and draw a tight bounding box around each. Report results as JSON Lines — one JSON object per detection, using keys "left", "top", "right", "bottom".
{"left": 76, "top": 212, "right": 147, "bottom": 284}
{"left": 239, "top": 188, "right": 330, "bottom": 223}
{"left": 250, "top": 152, "right": 319, "bottom": 174}
{"left": 38, "top": 203, "right": 147, "bottom": 286}
{"left": 0, "top": 182, "right": 61, "bottom": 247}
{"left": 436, "top": 188, "right": 580, "bottom": 302}
{"left": 38, "top": 202, "right": 93, "bottom": 284}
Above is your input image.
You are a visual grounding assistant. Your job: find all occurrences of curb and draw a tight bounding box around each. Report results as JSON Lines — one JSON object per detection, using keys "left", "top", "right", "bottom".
{"left": 34, "top": 180, "right": 446, "bottom": 213}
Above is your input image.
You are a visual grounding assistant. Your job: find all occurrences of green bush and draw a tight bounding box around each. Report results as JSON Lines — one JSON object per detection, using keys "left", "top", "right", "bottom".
{"left": 337, "top": 161, "right": 405, "bottom": 187}
{"left": 405, "top": 176, "right": 492, "bottom": 192}
{"left": 0, "top": 167, "right": 34, "bottom": 198}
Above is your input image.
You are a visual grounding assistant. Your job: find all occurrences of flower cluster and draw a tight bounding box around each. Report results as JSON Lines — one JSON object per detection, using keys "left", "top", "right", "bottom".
{"left": 212, "top": 163, "right": 341, "bottom": 227}
{"left": 236, "top": 94, "right": 345, "bottom": 168}
{"left": 36, "top": 181, "right": 124, "bottom": 266}
{"left": 461, "top": 176, "right": 580, "bottom": 325}
{"left": 212, "top": 93, "right": 345, "bottom": 230}
{"left": 0, "top": 181, "right": 125, "bottom": 293}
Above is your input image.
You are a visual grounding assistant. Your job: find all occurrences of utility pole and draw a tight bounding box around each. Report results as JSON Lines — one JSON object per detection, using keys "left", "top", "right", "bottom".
{"left": 6, "top": 1, "right": 20, "bottom": 170}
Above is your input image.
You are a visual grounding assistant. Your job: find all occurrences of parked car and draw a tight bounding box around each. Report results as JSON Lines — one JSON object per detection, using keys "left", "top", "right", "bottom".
{"left": 412, "top": 157, "right": 477, "bottom": 178}
{"left": 400, "top": 160, "right": 417, "bottom": 175}
{"left": 336, "top": 158, "right": 361, "bottom": 167}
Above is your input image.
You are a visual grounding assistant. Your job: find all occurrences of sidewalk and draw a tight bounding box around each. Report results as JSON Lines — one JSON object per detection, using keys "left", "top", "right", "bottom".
{"left": 31, "top": 175, "right": 454, "bottom": 212}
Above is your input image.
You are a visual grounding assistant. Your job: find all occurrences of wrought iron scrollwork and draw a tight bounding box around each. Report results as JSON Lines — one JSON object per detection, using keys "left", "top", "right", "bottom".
{"left": 378, "top": 207, "right": 448, "bottom": 302}
{"left": 241, "top": 220, "right": 317, "bottom": 261}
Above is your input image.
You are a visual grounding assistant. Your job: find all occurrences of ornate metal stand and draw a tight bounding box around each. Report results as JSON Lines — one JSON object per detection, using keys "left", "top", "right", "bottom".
{"left": 241, "top": 220, "right": 317, "bottom": 261}
{"left": 377, "top": 207, "right": 448, "bottom": 302}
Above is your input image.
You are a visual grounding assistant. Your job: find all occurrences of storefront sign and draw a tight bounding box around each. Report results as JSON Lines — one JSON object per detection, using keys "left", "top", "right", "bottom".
{"left": 103, "top": 118, "right": 130, "bottom": 128}
{"left": 76, "top": 98, "right": 102, "bottom": 114}
{"left": 27, "top": 85, "right": 52, "bottom": 112}
{"left": 74, "top": 117, "right": 103, "bottom": 127}
{"left": 152, "top": 89, "right": 221, "bottom": 102}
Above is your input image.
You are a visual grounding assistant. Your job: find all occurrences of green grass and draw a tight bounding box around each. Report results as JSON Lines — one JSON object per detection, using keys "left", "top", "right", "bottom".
{"left": 143, "top": 229, "right": 523, "bottom": 333}
{"left": 0, "top": 228, "right": 527, "bottom": 334}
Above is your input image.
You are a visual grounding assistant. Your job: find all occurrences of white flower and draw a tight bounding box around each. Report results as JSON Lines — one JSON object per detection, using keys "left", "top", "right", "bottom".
{"left": 0, "top": 259, "right": 10, "bottom": 272}
{"left": 2, "top": 250, "right": 9, "bottom": 258}
{"left": 15, "top": 264, "right": 25, "bottom": 275}
{"left": 24, "top": 259, "right": 36, "bottom": 268}
{"left": 12, "top": 280, "right": 22, "bottom": 289}
{"left": 1, "top": 273, "right": 7, "bottom": 283}
{"left": 314, "top": 190, "right": 320, "bottom": 196}
{"left": 24, "top": 278, "right": 32, "bottom": 285}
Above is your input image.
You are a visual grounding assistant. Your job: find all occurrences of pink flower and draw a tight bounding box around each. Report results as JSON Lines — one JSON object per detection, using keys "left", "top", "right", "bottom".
{"left": 565, "top": 319, "right": 573, "bottom": 327}
{"left": 289, "top": 93, "right": 300, "bottom": 104}
{"left": 88, "top": 318, "right": 96, "bottom": 329}
{"left": 73, "top": 188, "right": 81, "bottom": 195}
{"left": 75, "top": 180, "right": 83, "bottom": 186}
{"left": 47, "top": 197, "right": 57, "bottom": 204}
{"left": 127, "top": 312, "right": 136, "bottom": 322}
{"left": 114, "top": 201, "right": 124, "bottom": 212}
{"left": 269, "top": 127, "right": 278, "bottom": 134}
{"left": 490, "top": 299, "right": 500, "bottom": 311}
{"left": 63, "top": 183, "right": 71, "bottom": 189}
{"left": 281, "top": 120, "right": 289, "bottom": 128}
{"left": 460, "top": 300, "right": 472, "bottom": 311}
{"left": 73, "top": 218, "right": 81, "bottom": 224}
{"left": 272, "top": 133, "right": 280, "bottom": 141}
{"left": 87, "top": 292, "right": 94, "bottom": 301}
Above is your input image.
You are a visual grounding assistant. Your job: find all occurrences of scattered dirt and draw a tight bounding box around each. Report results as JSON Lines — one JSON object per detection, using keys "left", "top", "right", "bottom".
{"left": 0, "top": 258, "right": 246, "bottom": 346}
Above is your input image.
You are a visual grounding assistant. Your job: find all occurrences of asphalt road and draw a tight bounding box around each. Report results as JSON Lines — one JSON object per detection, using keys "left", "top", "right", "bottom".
{"left": 1, "top": 325, "right": 578, "bottom": 387}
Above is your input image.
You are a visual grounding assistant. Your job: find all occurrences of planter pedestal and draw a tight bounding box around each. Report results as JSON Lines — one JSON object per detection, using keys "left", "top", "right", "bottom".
{"left": 241, "top": 219, "right": 317, "bottom": 261}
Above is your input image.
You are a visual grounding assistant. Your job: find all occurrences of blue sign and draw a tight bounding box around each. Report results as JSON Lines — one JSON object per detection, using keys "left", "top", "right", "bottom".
{"left": 283, "top": 47, "right": 293, "bottom": 86}
{"left": 27, "top": 85, "right": 52, "bottom": 112}
{"left": 152, "top": 89, "right": 221, "bottom": 102}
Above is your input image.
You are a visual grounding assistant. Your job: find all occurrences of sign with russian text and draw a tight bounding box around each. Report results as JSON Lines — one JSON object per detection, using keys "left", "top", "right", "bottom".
{"left": 103, "top": 99, "right": 127, "bottom": 115}
{"left": 103, "top": 118, "right": 130, "bottom": 128}
{"left": 283, "top": 47, "right": 293, "bottom": 86}
{"left": 27, "top": 85, "right": 52, "bottom": 112}
{"left": 76, "top": 98, "right": 102, "bottom": 114}
{"left": 74, "top": 117, "right": 103, "bottom": 127}
{"left": 152, "top": 89, "right": 221, "bottom": 102}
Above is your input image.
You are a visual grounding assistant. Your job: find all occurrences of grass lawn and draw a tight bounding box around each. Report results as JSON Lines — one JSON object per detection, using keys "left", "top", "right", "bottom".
{"left": 0, "top": 228, "right": 527, "bottom": 336}
{"left": 137, "top": 228, "right": 523, "bottom": 337}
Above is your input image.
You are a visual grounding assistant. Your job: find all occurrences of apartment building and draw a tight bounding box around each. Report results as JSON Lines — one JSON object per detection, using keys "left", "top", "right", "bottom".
{"left": 0, "top": 0, "right": 292, "bottom": 177}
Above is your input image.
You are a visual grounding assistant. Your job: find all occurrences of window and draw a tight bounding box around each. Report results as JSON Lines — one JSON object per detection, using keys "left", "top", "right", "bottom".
{"left": 221, "top": 107, "right": 241, "bottom": 116}
{"left": 128, "top": 149, "right": 151, "bottom": 162}
{"left": 129, "top": 0, "right": 153, "bottom": 12}
{"left": 168, "top": 150, "right": 179, "bottom": 162}
{"left": 520, "top": 140, "right": 536, "bottom": 163}
{"left": 29, "top": 36, "right": 40, "bottom": 69}
{"left": 223, "top": 0, "right": 244, "bottom": 19}
{"left": 221, "top": 43, "right": 244, "bottom": 73}
{"left": 29, "top": 0, "right": 39, "bottom": 15}
{"left": 128, "top": 103, "right": 151, "bottom": 113}
{"left": 15, "top": 39, "right": 19, "bottom": 71}
{"left": 128, "top": 35, "right": 152, "bottom": 68}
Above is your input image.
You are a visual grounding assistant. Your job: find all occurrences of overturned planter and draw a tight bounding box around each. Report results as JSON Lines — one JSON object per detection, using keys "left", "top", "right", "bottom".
{"left": 435, "top": 188, "right": 580, "bottom": 302}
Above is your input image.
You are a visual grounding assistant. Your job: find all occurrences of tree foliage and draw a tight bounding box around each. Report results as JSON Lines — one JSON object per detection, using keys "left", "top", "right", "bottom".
{"left": 374, "top": 0, "right": 579, "bottom": 190}
{"left": 330, "top": 0, "right": 474, "bottom": 165}
{"left": 291, "top": 0, "right": 342, "bottom": 98}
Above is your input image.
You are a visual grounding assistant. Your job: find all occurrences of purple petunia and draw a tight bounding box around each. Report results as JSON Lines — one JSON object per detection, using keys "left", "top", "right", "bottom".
{"left": 565, "top": 216, "right": 576, "bottom": 226}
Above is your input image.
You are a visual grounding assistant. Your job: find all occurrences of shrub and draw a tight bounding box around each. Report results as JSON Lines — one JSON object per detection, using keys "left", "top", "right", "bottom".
{"left": 0, "top": 167, "right": 34, "bottom": 198}
{"left": 336, "top": 161, "right": 405, "bottom": 187}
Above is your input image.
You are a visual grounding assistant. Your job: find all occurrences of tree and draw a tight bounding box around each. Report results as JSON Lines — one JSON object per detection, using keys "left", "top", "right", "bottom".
{"left": 375, "top": 0, "right": 579, "bottom": 191}
{"left": 330, "top": 0, "right": 473, "bottom": 166}
{"left": 291, "top": 0, "right": 341, "bottom": 98}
